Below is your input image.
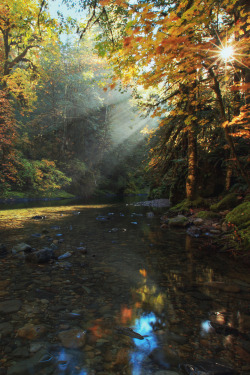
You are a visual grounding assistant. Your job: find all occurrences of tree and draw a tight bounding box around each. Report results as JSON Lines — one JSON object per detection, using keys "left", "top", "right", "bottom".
{"left": 80, "top": 0, "right": 250, "bottom": 197}
{"left": 0, "top": 0, "right": 58, "bottom": 105}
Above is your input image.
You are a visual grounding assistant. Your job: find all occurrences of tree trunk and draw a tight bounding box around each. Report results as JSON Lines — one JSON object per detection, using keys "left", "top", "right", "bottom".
{"left": 186, "top": 124, "right": 197, "bottom": 200}
{"left": 209, "top": 67, "right": 250, "bottom": 188}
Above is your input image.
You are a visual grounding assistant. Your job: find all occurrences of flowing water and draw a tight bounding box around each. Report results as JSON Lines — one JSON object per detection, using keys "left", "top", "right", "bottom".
{"left": 0, "top": 198, "right": 249, "bottom": 375}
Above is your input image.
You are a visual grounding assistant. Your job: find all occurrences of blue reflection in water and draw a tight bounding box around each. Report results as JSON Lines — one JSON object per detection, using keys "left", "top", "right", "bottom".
{"left": 130, "top": 312, "right": 158, "bottom": 374}
{"left": 201, "top": 320, "right": 212, "bottom": 336}
{"left": 57, "top": 348, "right": 88, "bottom": 375}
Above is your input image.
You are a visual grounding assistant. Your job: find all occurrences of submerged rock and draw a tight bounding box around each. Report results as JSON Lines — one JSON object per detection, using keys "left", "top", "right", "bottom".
{"left": 180, "top": 360, "right": 237, "bottom": 375}
{"left": 58, "top": 328, "right": 86, "bottom": 348}
{"left": 0, "top": 244, "right": 8, "bottom": 257}
{"left": 25, "top": 247, "right": 54, "bottom": 263}
{"left": 7, "top": 348, "right": 54, "bottom": 375}
{"left": 17, "top": 324, "right": 47, "bottom": 340}
{"left": 0, "top": 299, "right": 22, "bottom": 313}
{"left": 12, "top": 243, "right": 32, "bottom": 254}
{"left": 96, "top": 215, "right": 110, "bottom": 221}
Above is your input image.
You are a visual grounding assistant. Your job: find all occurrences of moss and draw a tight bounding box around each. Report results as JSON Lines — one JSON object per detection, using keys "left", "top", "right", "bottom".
{"left": 225, "top": 202, "right": 250, "bottom": 228}
{"left": 170, "top": 197, "right": 208, "bottom": 213}
{"left": 0, "top": 190, "right": 75, "bottom": 200}
{"left": 196, "top": 211, "right": 221, "bottom": 220}
{"left": 210, "top": 193, "right": 238, "bottom": 211}
{"left": 225, "top": 202, "right": 250, "bottom": 253}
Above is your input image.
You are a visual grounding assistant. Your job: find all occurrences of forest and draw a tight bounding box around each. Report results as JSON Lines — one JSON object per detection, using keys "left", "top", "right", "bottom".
{"left": 0, "top": 0, "right": 250, "bottom": 248}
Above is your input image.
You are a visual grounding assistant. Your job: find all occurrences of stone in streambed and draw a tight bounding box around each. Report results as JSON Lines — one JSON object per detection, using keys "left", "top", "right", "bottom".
{"left": 180, "top": 360, "right": 237, "bottom": 375}
{"left": 58, "top": 328, "right": 86, "bottom": 348}
{"left": 25, "top": 248, "right": 54, "bottom": 263}
{"left": 17, "top": 324, "right": 47, "bottom": 340}
{"left": 12, "top": 243, "right": 32, "bottom": 254}
{"left": 0, "top": 299, "right": 22, "bottom": 313}
{"left": 0, "top": 322, "right": 13, "bottom": 337}
{"left": 7, "top": 348, "right": 54, "bottom": 375}
{"left": 0, "top": 243, "right": 8, "bottom": 257}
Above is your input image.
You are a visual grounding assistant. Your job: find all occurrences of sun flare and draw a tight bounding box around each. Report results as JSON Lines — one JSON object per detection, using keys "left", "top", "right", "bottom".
{"left": 220, "top": 45, "right": 234, "bottom": 61}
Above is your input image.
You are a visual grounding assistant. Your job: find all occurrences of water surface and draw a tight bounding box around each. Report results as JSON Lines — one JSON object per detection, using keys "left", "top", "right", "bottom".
{"left": 0, "top": 199, "right": 249, "bottom": 375}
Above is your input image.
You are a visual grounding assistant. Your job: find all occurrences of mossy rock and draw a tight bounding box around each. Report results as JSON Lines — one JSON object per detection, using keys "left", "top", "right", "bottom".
{"left": 210, "top": 193, "right": 239, "bottom": 211}
{"left": 196, "top": 211, "right": 221, "bottom": 220}
{"left": 225, "top": 202, "right": 250, "bottom": 252}
{"left": 225, "top": 202, "right": 250, "bottom": 228}
{"left": 238, "top": 227, "right": 250, "bottom": 251}
{"left": 168, "top": 215, "right": 189, "bottom": 227}
{"left": 170, "top": 198, "right": 208, "bottom": 214}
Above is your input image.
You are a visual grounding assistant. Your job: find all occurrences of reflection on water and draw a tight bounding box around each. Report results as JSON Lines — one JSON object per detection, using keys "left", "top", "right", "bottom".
{"left": 130, "top": 313, "right": 158, "bottom": 375}
{"left": 0, "top": 200, "right": 249, "bottom": 375}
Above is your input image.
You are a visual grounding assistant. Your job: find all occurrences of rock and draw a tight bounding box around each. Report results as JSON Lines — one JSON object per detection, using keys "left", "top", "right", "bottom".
{"left": 12, "top": 243, "right": 32, "bottom": 254}
{"left": 96, "top": 215, "right": 110, "bottom": 221}
{"left": 7, "top": 348, "right": 54, "bottom": 375}
{"left": 146, "top": 212, "right": 155, "bottom": 218}
{"left": 168, "top": 215, "right": 189, "bottom": 228}
{"left": 76, "top": 247, "right": 87, "bottom": 253}
{"left": 187, "top": 226, "right": 202, "bottom": 238}
{"left": 149, "top": 347, "right": 179, "bottom": 368}
{"left": 12, "top": 347, "right": 30, "bottom": 358}
{"left": 239, "top": 314, "right": 250, "bottom": 331}
{"left": 0, "top": 243, "right": 8, "bottom": 257}
{"left": 209, "top": 229, "right": 221, "bottom": 235}
{"left": 25, "top": 248, "right": 54, "bottom": 263}
{"left": 0, "top": 322, "right": 13, "bottom": 337}
{"left": 160, "top": 215, "right": 169, "bottom": 223}
{"left": 133, "top": 199, "right": 171, "bottom": 207}
{"left": 17, "top": 324, "right": 47, "bottom": 340}
{"left": 193, "top": 218, "right": 204, "bottom": 226}
{"left": 221, "top": 222, "right": 229, "bottom": 232}
{"left": 0, "top": 299, "right": 22, "bottom": 313}
{"left": 58, "top": 328, "right": 86, "bottom": 348}
{"left": 58, "top": 252, "right": 72, "bottom": 260}
{"left": 29, "top": 342, "right": 45, "bottom": 353}
{"left": 181, "top": 360, "right": 237, "bottom": 375}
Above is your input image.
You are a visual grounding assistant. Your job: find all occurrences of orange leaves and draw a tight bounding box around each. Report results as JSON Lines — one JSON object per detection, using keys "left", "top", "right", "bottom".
{"left": 123, "top": 36, "right": 133, "bottom": 47}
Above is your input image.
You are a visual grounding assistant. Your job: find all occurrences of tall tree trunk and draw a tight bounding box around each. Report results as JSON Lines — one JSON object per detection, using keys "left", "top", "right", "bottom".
{"left": 209, "top": 67, "right": 250, "bottom": 188}
{"left": 186, "top": 124, "right": 197, "bottom": 200}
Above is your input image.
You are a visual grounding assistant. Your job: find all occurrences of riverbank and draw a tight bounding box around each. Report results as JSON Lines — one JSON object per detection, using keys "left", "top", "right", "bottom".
{"left": 0, "top": 190, "right": 76, "bottom": 204}
{"left": 158, "top": 194, "right": 250, "bottom": 261}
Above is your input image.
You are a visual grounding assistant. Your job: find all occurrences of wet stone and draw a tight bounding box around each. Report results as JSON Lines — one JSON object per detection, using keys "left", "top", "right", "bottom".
{"left": 0, "top": 299, "right": 22, "bottom": 313}
{"left": 0, "top": 322, "right": 13, "bottom": 337}
{"left": 58, "top": 328, "right": 86, "bottom": 348}
{"left": 17, "top": 324, "right": 47, "bottom": 340}
{"left": 181, "top": 360, "right": 237, "bottom": 375}
{"left": 6, "top": 348, "right": 54, "bottom": 375}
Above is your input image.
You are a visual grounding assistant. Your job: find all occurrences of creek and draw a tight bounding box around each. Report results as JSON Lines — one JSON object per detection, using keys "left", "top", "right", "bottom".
{"left": 0, "top": 198, "right": 249, "bottom": 375}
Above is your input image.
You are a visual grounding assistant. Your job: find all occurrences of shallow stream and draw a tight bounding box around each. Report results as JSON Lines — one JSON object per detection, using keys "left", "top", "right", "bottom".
{"left": 0, "top": 198, "right": 249, "bottom": 375}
